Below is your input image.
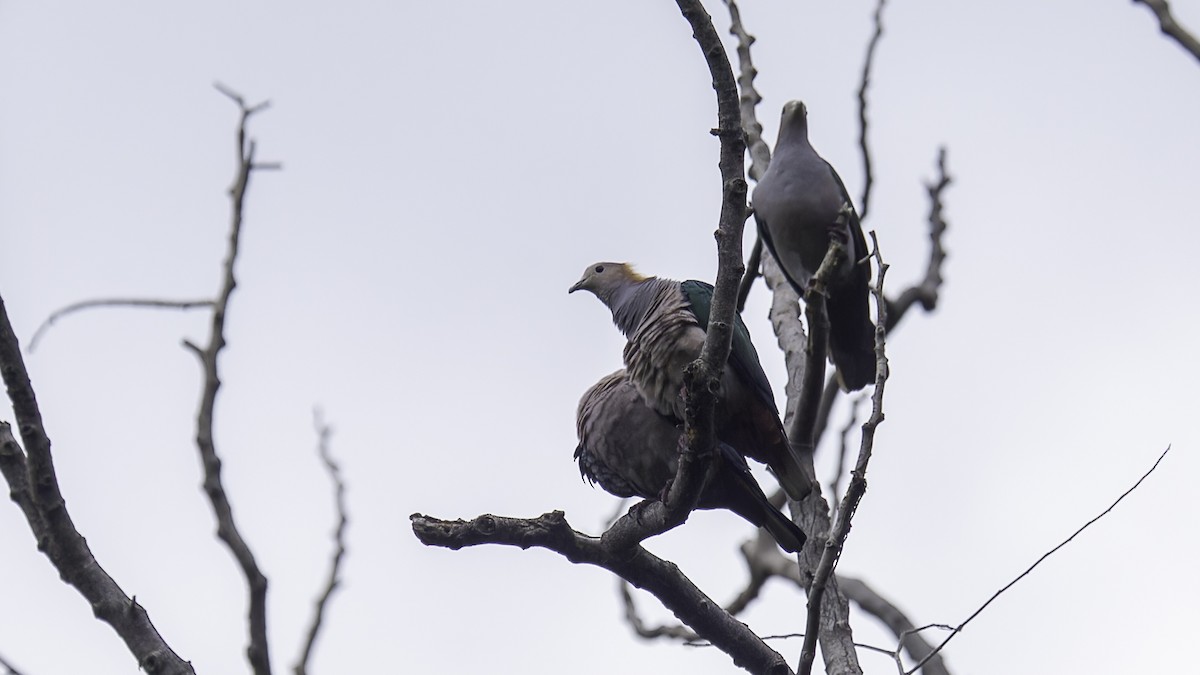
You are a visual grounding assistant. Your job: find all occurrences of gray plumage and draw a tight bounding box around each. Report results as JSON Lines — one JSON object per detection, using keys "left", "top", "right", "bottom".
{"left": 569, "top": 262, "right": 812, "bottom": 502}
{"left": 753, "top": 100, "right": 876, "bottom": 391}
{"left": 575, "top": 370, "right": 807, "bottom": 553}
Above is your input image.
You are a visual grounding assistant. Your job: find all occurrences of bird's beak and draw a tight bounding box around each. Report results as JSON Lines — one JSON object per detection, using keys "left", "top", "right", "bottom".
{"left": 568, "top": 280, "right": 584, "bottom": 294}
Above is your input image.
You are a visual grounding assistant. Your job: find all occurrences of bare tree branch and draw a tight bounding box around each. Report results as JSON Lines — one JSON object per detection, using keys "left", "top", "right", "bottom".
{"left": 724, "top": 0, "right": 772, "bottom": 309}
{"left": 886, "top": 148, "right": 951, "bottom": 332}
{"left": 0, "top": 300, "right": 195, "bottom": 675}
{"left": 294, "top": 410, "right": 348, "bottom": 675}
{"left": 737, "top": 235, "right": 763, "bottom": 312}
{"left": 186, "top": 85, "right": 277, "bottom": 675}
{"left": 907, "top": 446, "right": 1172, "bottom": 674}
{"left": 28, "top": 299, "right": 214, "bottom": 352}
{"left": 788, "top": 240, "right": 846, "bottom": 454}
{"left": 619, "top": 581, "right": 699, "bottom": 641}
{"left": 828, "top": 394, "right": 865, "bottom": 521}
{"left": 411, "top": 511, "right": 792, "bottom": 675}
{"left": 1133, "top": 0, "right": 1200, "bottom": 62}
{"left": 0, "top": 652, "right": 26, "bottom": 675}
{"left": 838, "top": 577, "right": 950, "bottom": 675}
{"left": 798, "top": 233, "right": 889, "bottom": 675}
{"left": 856, "top": 0, "right": 888, "bottom": 221}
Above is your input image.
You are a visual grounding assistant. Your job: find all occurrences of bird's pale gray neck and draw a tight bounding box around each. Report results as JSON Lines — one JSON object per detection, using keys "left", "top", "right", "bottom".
{"left": 609, "top": 277, "right": 674, "bottom": 336}
{"left": 775, "top": 119, "right": 811, "bottom": 152}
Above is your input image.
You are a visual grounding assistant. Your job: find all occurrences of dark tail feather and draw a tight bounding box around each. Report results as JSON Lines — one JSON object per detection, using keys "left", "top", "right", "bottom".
{"left": 827, "top": 276, "right": 876, "bottom": 392}
{"left": 761, "top": 503, "right": 807, "bottom": 553}
{"left": 716, "top": 444, "right": 808, "bottom": 553}
{"left": 768, "top": 450, "right": 815, "bottom": 503}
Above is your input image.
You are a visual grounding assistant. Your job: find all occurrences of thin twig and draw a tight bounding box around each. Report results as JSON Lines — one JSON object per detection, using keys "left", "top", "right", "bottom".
{"left": 0, "top": 300, "right": 195, "bottom": 675}
{"left": 828, "top": 394, "right": 865, "bottom": 521}
{"left": 294, "top": 410, "right": 349, "bottom": 675}
{"left": 619, "top": 581, "right": 699, "bottom": 641}
{"left": 737, "top": 236, "right": 763, "bottom": 312}
{"left": 886, "top": 148, "right": 951, "bottom": 332}
{"left": 839, "top": 577, "right": 950, "bottom": 675}
{"left": 28, "top": 298, "right": 214, "bottom": 352}
{"left": 188, "top": 85, "right": 277, "bottom": 675}
{"left": 1133, "top": 0, "right": 1200, "bottom": 62}
{"left": 856, "top": 0, "right": 888, "bottom": 221}
{"left": 724, "top": 0, "right": 772, "bottom": 310}
{"left": 907, "top": 446, "right": 1172, "bottom": 674}
{"left": 798, "top": 233, "right": 889, "bottom": 675}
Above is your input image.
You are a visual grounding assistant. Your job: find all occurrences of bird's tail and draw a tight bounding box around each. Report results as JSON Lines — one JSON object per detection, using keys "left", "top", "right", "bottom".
{"left": 716, "top": 443, "right": 808, "bottom": 554}
{"left": 827, "top": 279, "right": 877, "bottom": 392}
{"left": 760, "top": 502, "right": 807, "bottom": 554}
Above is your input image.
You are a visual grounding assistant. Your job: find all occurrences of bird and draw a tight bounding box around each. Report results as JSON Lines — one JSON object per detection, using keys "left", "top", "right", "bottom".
{"left": 575, "top": 370, "right": 807, "bottom": 553}
{"left": 569, "top": 262, "right": 812, "bottom": 502}
{"left": 752, "top": 100, "right": 877, "bottom": 391}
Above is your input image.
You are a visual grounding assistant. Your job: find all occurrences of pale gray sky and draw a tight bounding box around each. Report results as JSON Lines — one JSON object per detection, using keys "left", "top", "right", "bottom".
{"left": 2, "top": 1, "right": 1198, "bottom": 673}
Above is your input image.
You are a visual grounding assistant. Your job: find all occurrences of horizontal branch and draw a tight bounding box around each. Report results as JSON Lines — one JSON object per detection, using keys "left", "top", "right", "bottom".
{"left": 411, "top": 511, "right": 792, "bottom": 675}
{"left": 28, "top": 298, "right": 215, "bottom": 352}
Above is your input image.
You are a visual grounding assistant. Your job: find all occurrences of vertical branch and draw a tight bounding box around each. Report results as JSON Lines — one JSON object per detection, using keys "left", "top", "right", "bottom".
{"left": 294, "top": 410, "right": 349, "bottom": 675}
{"left": 798, "top": 234, "right": 890, "bottom": 675}
{"left": 182, "top": 83, "right": 279, "bottom": 675}
{"left": 724, "top": 0, "right": 772, "bottom": 307}
{"left": 0, "top": 301, "right": 195, "bottom": 675}
{"left": 856, "top": 0, "right": 887, "bottom": 221}
{"left": 670, "top": 0, "right": 749, "bottom": 528}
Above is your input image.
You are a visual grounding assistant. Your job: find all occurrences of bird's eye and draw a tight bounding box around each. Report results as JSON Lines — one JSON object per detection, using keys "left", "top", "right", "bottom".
{"left": 595, "top": 265, "right": 605, "bottom": 274}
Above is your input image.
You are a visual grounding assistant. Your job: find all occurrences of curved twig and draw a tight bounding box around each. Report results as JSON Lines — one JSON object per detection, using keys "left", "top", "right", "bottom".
{"left": 294, "top": 410, "right": 349, "bottom": 675}
{"left": 856, "top": 0, "right": 888, "bottom": 221}
{"left": 28, "top": 298, "right": 214, "bottom": 352}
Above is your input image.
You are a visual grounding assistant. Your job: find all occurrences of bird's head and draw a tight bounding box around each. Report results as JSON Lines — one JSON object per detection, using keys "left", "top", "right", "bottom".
{"left": 779, "top": 100, "right": 810, "bottom": 140}
{"left": 569, "top": 262, "right": 645, "bottom": 304}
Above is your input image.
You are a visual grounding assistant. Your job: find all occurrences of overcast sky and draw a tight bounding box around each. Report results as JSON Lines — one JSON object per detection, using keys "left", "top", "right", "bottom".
{"left": 2, "top": 1, "right": 1199, "bottom": 674}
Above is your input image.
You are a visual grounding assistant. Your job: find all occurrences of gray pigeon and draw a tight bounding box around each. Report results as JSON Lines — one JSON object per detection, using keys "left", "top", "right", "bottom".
{"left": 569, "top": 262, "right": 812, "bottom": 502}
{"left": 752, "top": 100, "right": 876, "bottom": 391}
{"left": 575, "top": 370, "right": 807, "bottom": 553}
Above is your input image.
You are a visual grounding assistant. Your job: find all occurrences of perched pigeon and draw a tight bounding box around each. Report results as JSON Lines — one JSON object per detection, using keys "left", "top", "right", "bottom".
{"left": 575, "top": 370, "right": 807, "bottom": 553}
{"left": 569, "top": 262, "right": 811, "bottom": 502}
{"left": 752, "top": 100, "right": 876, "bottom": 391}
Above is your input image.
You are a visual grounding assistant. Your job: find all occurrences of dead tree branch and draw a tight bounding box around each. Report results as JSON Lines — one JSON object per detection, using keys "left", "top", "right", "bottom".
{"left": 725, "top": 0, "right": 771, "bottom": 307}
{"left": 0, "top": 299, "right": 195, "bottom": 675}
{"left": 885, "top": 148, "right": 951, "bottom": 333}
{"left": 908, "top": 446, "right": 1172, "bottom": 674}
{"left": 798, "top": 234, "right": 889, "bottom": 675}
{"left": 411, "top": 511, "right": 791, "bottom": 674}
{"left": 838, "top": 577, "right": 950, "bottom": 675}
{"left": 828, "top": 394, "right": 865, "bottom": 521}
{"left": 1133, "top": 0, "right": 1200, "bottom": 62}
{"left": 293, "top": 410, "right": 348, "bottom": 675}
{"left": 856, "top": 0, "right": 887, "bottom": 221}
{"left": 788, "top": 240, "right": 845, "bottom": 455}
{"left": 0, "top": 652, "right": 26, "bottom": 675}
{"left": 413, "top": 2, "right": 777, "bottom": 671}
{"left": 183, "top": 84, "right": 278, "bottom": 675}
{"left": 28, "top": 299, "right": 214, "bottom": 352}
